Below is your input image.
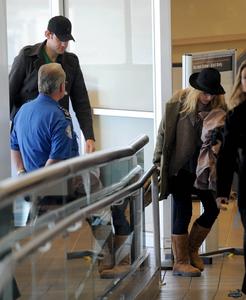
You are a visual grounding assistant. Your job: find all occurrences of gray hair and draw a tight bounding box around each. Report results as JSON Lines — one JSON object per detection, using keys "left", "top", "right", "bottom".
{"left": 38, "top": 63, "right": 65, "bottom": 95}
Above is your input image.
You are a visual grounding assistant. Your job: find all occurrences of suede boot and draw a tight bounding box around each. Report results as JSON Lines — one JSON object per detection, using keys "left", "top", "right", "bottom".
{"left": 172, "top": 234, "right": 201, "bottom": 277}
{"left": 91, "top": 225, "right": 114, "bottom": 274}
{"left": 98, "top": 243, "right": 114, "bottom": 274}
{"left": 100, "top": 234, "right": 132, "bottom": 278}
{"left": 189, "top": 222, "right": 210, "bottom": 271}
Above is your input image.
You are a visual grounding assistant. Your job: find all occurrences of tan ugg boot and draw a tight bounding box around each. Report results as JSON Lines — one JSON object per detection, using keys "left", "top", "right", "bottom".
{"left": 100, "top": 234, "right": 132, "bottom": 279}
{"left": 92, "top": 226, "right": 114, "bottom": 274}
{"left": 189, "top": 222, "right": 210, "bottom": 271}
{"left": 172, "top": 234, "right": 201, "bottom": 277}
{"left": 98, "top": 243, "right": 114, "bottom": 274}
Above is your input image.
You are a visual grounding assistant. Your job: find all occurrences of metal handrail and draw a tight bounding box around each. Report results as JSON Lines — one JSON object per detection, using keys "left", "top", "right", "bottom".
{"left": 12, "top": 166, "right": 156, "bottom": 264}
{"left": 0, "top": 134, "right": 149, "bottom": 208}
{"left": 0, "top": 166, "right": 159, "bottom": 295}
{"left": 0, "top": 165, "right": 142, "bottom": 255}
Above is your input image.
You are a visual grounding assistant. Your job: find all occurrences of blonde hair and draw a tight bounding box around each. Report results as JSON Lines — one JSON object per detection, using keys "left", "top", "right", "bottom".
{"left": 228, "top": 60, "right": 246, "bottom": 110}
{"left": 171, "top": 87, "right": 227, "bottom": 115}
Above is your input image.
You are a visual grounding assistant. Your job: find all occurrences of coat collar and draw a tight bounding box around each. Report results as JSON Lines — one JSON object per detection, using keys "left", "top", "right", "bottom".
{"left": 26, "top": 40, "right": 66, "bottom": 71}
{"left": 26, "top": 40, "right": 47, "bottom": 57}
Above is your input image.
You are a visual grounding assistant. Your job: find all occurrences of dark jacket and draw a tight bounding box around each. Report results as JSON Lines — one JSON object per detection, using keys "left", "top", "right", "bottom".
{"left": 9, "top": 40, "right": 94, "bottom": 140}
{"left": 153, "top": 100, "right": 180, "bottom": 199}
{"left": 217, "top": 101, "right": 246, "bottom": 209}
{"left": 153, "top": 91, "right": 198, "bottom": 199}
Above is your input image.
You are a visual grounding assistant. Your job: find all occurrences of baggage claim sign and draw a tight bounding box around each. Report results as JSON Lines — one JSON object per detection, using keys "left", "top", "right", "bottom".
{"left": 182, "top": 49, "right": 236, "bottom": 98}
{"left": 192, "top": 55, "right": 233, "bottom": 72}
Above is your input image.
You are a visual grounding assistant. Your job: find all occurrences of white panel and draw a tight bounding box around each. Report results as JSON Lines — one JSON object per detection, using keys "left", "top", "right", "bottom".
{"left": 68, "top": 0, "right": 126, "bottom": 64}
{"left": 6, "top": 0, "right": 50, "bottom": 65}
{"left": 66, "top": 0, "right": 153, "bottom": 111}
{"left": 131, "top": 0, "right": 152, "bottom": 64}
{"left": 83, "top": 65, "right": 153, "bottom": 111}
{"left": 0, "top": 0, "right": 11, "bottom": 179}
{"left": 93, "top": 115, "right": 154, "bottom": 170}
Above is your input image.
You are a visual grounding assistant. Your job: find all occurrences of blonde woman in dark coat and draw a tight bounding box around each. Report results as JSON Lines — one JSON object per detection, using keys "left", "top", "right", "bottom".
{"left": 216, "top": 60, "right": 246, "bottom": 294}
{"left": 153, "top": 68, "right": 227, "bottom": 277}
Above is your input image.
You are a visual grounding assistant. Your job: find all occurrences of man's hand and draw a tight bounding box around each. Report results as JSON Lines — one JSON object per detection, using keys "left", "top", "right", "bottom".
{"left": 85, "top": 139, "right": 95, "bottom": 153}
{"left": 216, "top": 197, "right": 229, "bottom": 211}
{"left": 17, "top": 168, "right": 26, "bottom": 176}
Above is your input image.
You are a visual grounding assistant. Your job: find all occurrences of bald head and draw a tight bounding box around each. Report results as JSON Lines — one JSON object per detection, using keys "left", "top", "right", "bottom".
{"left": 38, "top": 63, "right": 65, "bottom": 96}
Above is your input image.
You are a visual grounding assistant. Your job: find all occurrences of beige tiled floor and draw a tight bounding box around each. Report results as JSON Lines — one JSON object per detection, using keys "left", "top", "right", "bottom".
{"left": 14, "top": 200, "right": 244, "bottom": 299}
{"left": 158, "top": 200, "right": 245, "bottom": 300}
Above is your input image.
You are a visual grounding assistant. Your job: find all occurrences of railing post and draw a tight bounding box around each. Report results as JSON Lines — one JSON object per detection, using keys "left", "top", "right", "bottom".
{"left": 151, "top": 170, "right": 161, "bottom": 273}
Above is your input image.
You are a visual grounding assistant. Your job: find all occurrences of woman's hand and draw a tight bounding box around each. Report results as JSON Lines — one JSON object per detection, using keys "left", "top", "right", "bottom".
{"left": 211, "top": 140, "right": 222, "bottom": 155}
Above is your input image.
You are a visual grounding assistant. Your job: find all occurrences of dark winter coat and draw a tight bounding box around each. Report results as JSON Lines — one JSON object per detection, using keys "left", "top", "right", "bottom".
{"left": 9, "top": 40, "right": 94, "bottom": 140}
{"left": 153, "top": 92, "right": 199, "bottom": 199}
{"left": 217, "top": 100, "right": 246, "bottom": 210}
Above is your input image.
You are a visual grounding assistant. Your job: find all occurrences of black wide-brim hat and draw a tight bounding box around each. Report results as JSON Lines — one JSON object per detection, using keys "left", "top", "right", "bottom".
{"left": 189, "top": 67, "right": 225, "bottom": 95}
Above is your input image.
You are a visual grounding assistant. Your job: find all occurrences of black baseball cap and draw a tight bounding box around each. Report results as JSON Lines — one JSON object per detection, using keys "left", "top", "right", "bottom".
{"left": 47, "top": 16, "right": 75, "bottom": 42}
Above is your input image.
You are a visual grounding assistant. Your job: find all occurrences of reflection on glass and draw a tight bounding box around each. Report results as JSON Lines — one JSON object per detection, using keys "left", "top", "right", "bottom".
{"left": 0, "top": 136, "right": 160, "bottom": 298}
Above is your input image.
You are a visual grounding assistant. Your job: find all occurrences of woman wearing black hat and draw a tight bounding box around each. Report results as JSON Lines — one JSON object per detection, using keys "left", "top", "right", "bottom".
{"left": 153, "top": 67, "right": 227, "bottom": 277}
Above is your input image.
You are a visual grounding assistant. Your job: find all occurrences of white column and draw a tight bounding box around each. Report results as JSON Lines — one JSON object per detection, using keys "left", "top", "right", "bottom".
{"left": 152, "top": 0, "right": 172, "bottom": 139}
{"left": 50, "top": 0, "right": 64, "bottom": 16}
{"left": 0, "top": 0, "right": 11, "bottom": 180}
{"left": 152, "top": 0, "right": 172, "bottom": 260}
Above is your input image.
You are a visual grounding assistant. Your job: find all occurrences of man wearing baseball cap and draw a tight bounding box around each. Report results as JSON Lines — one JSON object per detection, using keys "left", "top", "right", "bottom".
{"left": 47, "top": 15, "right": 75, "bottom": 42}
{"left": 9, "top": 16, "right": 95, "bottom": 153}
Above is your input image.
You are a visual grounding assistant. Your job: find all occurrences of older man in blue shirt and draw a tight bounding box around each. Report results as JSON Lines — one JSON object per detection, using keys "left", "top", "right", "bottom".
{"left": 11, "top": 63, "right": 78, "bottom": 174}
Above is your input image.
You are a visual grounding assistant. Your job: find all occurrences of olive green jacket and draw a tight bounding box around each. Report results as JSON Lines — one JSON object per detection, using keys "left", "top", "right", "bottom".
{"left": 153, "top": 92, "right": 198, "bottom": 199}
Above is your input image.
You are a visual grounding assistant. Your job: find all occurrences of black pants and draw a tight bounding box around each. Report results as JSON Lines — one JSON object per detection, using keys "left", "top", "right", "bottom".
{"left": 172, "top": 169, "right": 220, "bottom": 235}
{"left": 111, "top": 198, "right": 131, "bottom": 236}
